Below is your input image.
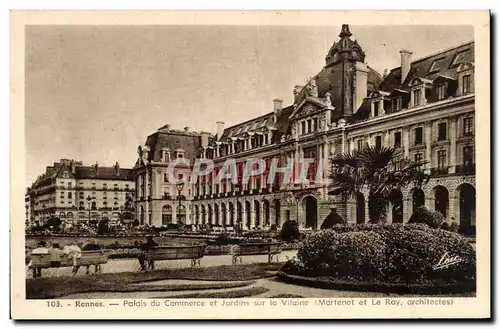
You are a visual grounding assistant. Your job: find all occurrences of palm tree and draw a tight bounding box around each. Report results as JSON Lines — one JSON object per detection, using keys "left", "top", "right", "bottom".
{"left": 329, "top": 146, "right": 429, "bottom": 223}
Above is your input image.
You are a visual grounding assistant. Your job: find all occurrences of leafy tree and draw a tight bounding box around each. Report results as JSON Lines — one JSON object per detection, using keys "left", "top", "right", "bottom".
{"left": 97, "top": 218, "right": 109, "bottom": 235}
{"left": 329, "top": 146, "right": 429, "bottom": 223}
{"left": 280, "top": 220, "right": 300, "bottom": 241}
{"left": 45, "top": 216, "right": 61, "bottom": 231}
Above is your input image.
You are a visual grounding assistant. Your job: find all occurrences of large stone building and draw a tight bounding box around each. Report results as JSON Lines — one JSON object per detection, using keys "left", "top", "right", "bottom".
{"left": 134, "top": 25, "right": 475, "bottom": 233}
{"left": 26, "top": 159, "right": 135, "bottom": 225}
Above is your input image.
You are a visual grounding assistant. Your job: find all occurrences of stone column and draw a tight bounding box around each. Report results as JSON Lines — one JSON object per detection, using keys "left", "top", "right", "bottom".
{"left": 369, "top": 101, "right": 374, "bottom": 118}
{"left": 402, "top": 198, "right": 411, "bottom": 223}
{"left": 383, "top": 130, "right": 390, "bottom": 147}
{"left": 425, "top": 195, "right": 433, "bottom": 211}
{"left": 378, "top": 99, "right": 385, "bottom": 115}
{"left": 249, "top": 201, "right": 256, "bottom": 229}
{"left": 403, "top": 127, "right": 410, "bottom": 157}
{"left": 448, "top": 196, "right": 457, "bottom": 221}
{"left": 425, "top": 122, "right": 432, "bottom": 171}
{"left": 449, "top": 116, "right": 457, "bottom": 174}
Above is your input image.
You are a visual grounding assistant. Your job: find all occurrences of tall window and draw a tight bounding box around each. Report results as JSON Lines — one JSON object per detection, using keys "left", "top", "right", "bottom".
{"left": 437, "top": 83, "right": 446, "bottom": 100}
{"left": 307, "top": 120, "right": 312, "bottom": 133}
{"left": 462, "top": 74, "right": 471, "bottom": 94}
{"left": 392, "top": 97, "right": 402, "bottom": 111}
{"left": 463, "top": 117, "right": 473, "bottom": 136}
{"left": 438, "top": 122, "right": 447, "bottom": 141}
{"left": 357, "top": 139, "right": 364, "bottom": 150}
{"left": 414, "top": 127, "right": 423, "bottom": 145}
{"left": 68, "top": 192, "right": 72, "bottom": 198}
{"left": 463, "top": 146, "right": 474, "bottom": 167}
{"left": 413, "top": 89, "right": 422, "bottom": 106}
{"left": 437, "top": 150, "right": 447, "bottom": 169}
{"left": 313, "top": 117, "right": 318, "bottom": 131}
{"left": 394, "top": 132, "right": 402, "bottom": 147}
{"left": 414, "top": 153, "right": 423, "bottom": 171}
{"left": 301, "top": 121, "right": 306, "bottom": 135}
{"left": 373, "top": 101, "right": 379, "bottom": 117}
{"left": 375, "top": 136, "right": 382, "bottom": 150}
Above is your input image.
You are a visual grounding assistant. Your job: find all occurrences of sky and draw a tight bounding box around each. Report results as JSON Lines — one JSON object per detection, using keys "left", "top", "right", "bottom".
{"left": 25, "top": 24, "right": 474, "bottom": 186}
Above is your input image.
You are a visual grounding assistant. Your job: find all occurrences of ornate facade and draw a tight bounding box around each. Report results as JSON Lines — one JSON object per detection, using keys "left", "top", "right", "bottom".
{"left": 134, "top": 25, "right": 475, "bottom": 233}
{"left": 26, "top": 159, "right": 135, "bottom": 225}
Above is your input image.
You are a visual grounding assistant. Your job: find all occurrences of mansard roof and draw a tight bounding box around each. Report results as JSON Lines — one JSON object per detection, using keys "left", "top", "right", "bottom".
{"left": 144, "top": 129, "right": 204, "bottom": 162}
{"left": 378, "top": 41, "right": 474, "bottom": 93}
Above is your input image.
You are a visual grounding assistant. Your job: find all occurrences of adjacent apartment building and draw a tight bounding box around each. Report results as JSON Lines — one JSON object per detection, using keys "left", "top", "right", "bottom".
{"left": 133, "top": 25, "right": 475, "bottom": 233}
{"left": 26, "top": 159, "right": 135, "bottom": 225}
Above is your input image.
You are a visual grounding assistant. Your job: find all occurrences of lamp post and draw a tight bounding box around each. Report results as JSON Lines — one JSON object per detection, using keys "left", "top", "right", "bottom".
{"left": 86, "top": 195, "right": 92, "bottom": 224}
{"left": 176, "top": 182, "right": 184, "bottom": 225}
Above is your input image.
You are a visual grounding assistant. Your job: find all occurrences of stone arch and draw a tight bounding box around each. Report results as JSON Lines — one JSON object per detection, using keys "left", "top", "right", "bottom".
{"left": 355, "top": 192, "right": 365, "bottom": 224}
{"left": 303, "top": 195, "right": 318, "bottom": 229}
{"left": 263, "top": 199, "right": 271, "bottom": 226}
{"left": 194, "top": 204, "right": 200, "bottom": 225}
{"left": 228, "top": 202, "right": 235, "bottom": 227}
{"left": 433, "top": 185, "right": 449, "bottom": 218}
{"left": 214, "top": 203, "right": 220, "bottom": 226}
{"left": 456, "top": 183, "right": 476, "bottom": 235}
{"left": 388, "top": 189, "right": 404, "bottom": 223}
{"left": 254, "top": 199, "right": 261, "bottom": 228}
{"left": 207, "top": 204, "right": 213, "bottom": 225}
{"left": 411, "top": 188, "right": 425, "bottom": 214}
{"left": 245, "top": 200, "right": 251, "bottom": 229}
{"left": 200, "top": 204, "right": 206, "bottom": 224}
{"left": 162, "top": 205, "right": 173, "bottom": 225}
{"left": 273, "top": 199, "right": 282, "bottom": 228}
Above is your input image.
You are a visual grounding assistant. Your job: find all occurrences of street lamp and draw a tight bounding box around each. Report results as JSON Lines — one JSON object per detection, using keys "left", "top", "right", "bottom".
{"left": 86, "top": 195, "right": 94, "bottom": 224}
{"left": 176, "top": 182, "right": 185, "bottom": 225}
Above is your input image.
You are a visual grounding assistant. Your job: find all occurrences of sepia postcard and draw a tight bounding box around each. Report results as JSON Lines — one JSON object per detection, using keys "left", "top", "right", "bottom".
{"left": 11, "top": 10, "right": 490, "bottom": 320}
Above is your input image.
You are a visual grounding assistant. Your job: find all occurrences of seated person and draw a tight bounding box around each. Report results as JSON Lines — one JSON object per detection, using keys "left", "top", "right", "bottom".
{"left": 63, "top": 242, "right": 82, "bottom": 276}
{"left": 137, "top": 236, "right": 158, "bottom": 271}
{"left": 48, "top": 243, "right": 64, "bottom": 268}
{"left": 28, "top": 241, "right": 49, "bottom": 278}
{"left": 82, "top": 239, "right": 102, "bottom": 274}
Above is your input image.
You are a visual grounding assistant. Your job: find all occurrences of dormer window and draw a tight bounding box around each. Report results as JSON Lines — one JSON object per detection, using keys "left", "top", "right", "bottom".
{"left": 437, "top": 83, "right": 447, "bottom": 100}
{"left": 161, "top": 149, "right": 171, "bottom": 163}
{"left": 456, "top": 62, "right": 474, "bottom": 96}
{"left": 391, "top": 97, "right": 402, "bottom": 112}
{"left": 413, "top": 89, "right": 422, "bottom": 106}
{"left": 373, "top": 101, "right": 380, "bottom": 117}
{"left": 462, "top": 75, "right": 471, "bottom": 94}
{"left": 175, "top": 148, "right": 185, "bottom": 159}
{"left": 428, "top": 57, "right": 445, "bottom": 74}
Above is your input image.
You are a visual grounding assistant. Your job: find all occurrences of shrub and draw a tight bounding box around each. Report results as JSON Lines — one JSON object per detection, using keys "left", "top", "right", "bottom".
{"left": 280, "top": 220, "right": 300, "bottom": 241}
{"left": 408, "top": 206, "right": 445, "bottom": 229}
{"left": 289, "top": 223, "right": 475, "bottom": 284}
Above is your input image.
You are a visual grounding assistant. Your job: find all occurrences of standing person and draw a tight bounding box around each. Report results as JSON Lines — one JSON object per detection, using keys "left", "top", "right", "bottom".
{"left": 28, "top": 241, "right": 49, "bottom": 278}
{"left": 138, "top": 236, "right": 158, "bottom": 271}
{"left": 63, "top": 242, "right": 82, "bottom": 276}
{"left": 82, "top": 239, "right": 102, "bottom": 274}
{"left": 48, "top": 243, "right": 64, "bottom": 269}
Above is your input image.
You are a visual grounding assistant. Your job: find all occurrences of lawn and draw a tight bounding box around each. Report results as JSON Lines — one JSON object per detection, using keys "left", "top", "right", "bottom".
{"left": 26, "top": 262, "right": 281, "bottom": 299}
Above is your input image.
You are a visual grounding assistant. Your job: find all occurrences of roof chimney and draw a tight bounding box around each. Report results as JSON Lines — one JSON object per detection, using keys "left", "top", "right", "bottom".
{"left": 382, "top": 69, "right": 388, "bottom": 78}
{"left": 400, "top": 49, "right": 413, "bottom": 84}
{"left": 216, "top": 121, "right": 225, "bottom": 140}
{"left": 115, "top": 161, "right": 120, "bottom": 175}
{"left": 184, "top": 126, "right": 190, "bottom": 133}
{"left": 273, "top": 99, "right": 283, "bottom": 112}
{"left": 94, "top": 162, "right": 98, "bottom": 173}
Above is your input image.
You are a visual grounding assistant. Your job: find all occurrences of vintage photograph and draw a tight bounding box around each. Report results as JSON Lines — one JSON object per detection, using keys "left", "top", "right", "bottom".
{"left": 11, "top": 11, "right": 490, "bottom": 319}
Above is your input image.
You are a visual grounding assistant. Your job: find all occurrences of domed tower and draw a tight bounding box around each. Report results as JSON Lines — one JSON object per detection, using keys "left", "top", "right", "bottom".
{"left": 323, "top": 24, "right": 369, "bottom": 118}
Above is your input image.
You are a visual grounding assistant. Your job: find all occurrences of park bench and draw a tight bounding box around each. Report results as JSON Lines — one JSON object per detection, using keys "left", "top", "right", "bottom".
{"left": 144, "top": 244, "right": 206, "bottom": 268}
{"left": 28, "top": 250, "right": 111, "bottom": 272}
{"left": 231, "top": 242, "right": 282, "bottom": 265}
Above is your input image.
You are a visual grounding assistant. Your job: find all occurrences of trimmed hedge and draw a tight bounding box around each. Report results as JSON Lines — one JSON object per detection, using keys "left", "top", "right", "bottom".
{"left": 408, "top": 206, "right": 445, "bottom": 229}
{"left": 287, "top": 223, "right": 475, "bottom": 285}
{"left": 276, "top": 271, "right": 476, "bottom": 295}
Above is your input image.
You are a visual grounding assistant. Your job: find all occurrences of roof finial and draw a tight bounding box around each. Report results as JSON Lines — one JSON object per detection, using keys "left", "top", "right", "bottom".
{"left": 339, "top": 24, "right": 352, "bottom": 38}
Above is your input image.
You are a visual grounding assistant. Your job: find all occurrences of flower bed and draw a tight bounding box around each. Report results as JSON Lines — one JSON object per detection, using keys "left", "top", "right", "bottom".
{"left": 279, "top": 223, "right": 476, "bottom": 293}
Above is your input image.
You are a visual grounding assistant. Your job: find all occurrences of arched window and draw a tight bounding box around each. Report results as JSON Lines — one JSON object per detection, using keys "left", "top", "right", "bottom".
{"left": 162, "top": 205, "right": 172, "bottom": 226}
